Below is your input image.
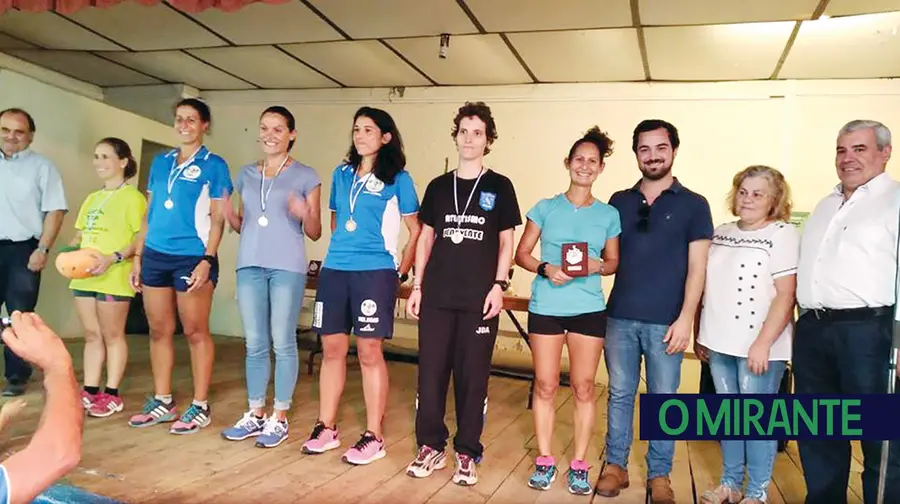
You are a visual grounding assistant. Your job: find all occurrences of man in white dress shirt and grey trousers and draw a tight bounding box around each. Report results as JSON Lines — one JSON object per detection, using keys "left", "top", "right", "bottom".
{"left": 0, "top": 108, "right": 67, "bottom": 397}
{"left": 795, "top": 119, "right": 900, "bottom": 504}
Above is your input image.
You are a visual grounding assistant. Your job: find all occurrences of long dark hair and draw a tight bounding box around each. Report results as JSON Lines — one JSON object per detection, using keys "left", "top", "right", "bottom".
{"left": 344, "top": 106, "right": 405, "bottom": 184}
{"left": 97, "top": 137, "right": 138, "bottom": 179}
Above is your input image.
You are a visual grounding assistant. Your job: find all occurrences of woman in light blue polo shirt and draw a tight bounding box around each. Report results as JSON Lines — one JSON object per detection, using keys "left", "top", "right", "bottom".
{"left": 302, "top": 106, "right": 421, "bottom": 466}
{"left": 219, "top": 106, "right": 322, "bottom": 448}
{"left": 128, "top": 98, "right": 233, "bottom": 435}
{"left": 514, "top": 126, "right": 621, "bottom": 494}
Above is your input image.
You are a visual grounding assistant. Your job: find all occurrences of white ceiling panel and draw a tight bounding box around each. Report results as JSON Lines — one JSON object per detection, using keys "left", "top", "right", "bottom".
{"left": 0, "top": 32, "right": 36, "bottom": 49}
{"left": 187, "top": 1, "right": 343, "bottom": 45}
{"left": 825, "top": 0, "right": 900, "bottom": 17}
{"left": 386, "top": 34, "right": 532, "bottom": 85}
{"left": 64, "top": 2, "right": 226, "bottom": 51}
{"left": 4, "top": 50, "right": 161, "bottom": 86}
{"left": 99, "top": 50, "right": 255, "bottom": 90}
{"left": 0, "top": 11, "right": 124, "bottom": 51}
{"left": 780, "top": 12, "right": 900, "bottom": 79}
{"left": 280, "top": 40, "right": 431, "bottom": 87}
{"left": 465, "top": 0, "right": 632, "bottom": 32}
{"left": 645, "top": 21, "right": 795, "bottom": 80}
{"left": 640, "top": 0, "right": 820, "bottom": 26}
{"left": 507, "top": 29, "right": 645, "bottom": 82}
{"left": 187, "top": 46, "right": 339, "bottom": 89}
{"left": 306, "top": 0, "right": 478, "bottom": 39}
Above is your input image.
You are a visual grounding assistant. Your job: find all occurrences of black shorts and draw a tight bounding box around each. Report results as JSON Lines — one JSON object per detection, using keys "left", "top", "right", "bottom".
{"left": 312, "top": 267, "right": 398, "bottom": 339}
{"left": 527, "top": 310, "right": 607, "bottom": 338}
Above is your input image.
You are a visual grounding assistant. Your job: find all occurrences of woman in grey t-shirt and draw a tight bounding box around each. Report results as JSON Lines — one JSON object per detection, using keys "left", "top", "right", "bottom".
{"left": 219, "top": 106, "right": 322, "bottom": 448}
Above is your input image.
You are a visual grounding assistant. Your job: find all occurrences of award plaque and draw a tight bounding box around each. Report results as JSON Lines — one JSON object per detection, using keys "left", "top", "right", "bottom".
{"left": 561, "top": 242, "right": 589, "bottom": 277}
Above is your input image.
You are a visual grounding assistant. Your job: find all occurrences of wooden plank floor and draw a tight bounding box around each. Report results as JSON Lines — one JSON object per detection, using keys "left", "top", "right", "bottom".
{"left": 0, "top": 335, "right": 861, "bottom": 503}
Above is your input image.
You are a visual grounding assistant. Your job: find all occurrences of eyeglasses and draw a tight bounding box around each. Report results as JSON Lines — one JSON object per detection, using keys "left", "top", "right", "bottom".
{"left": 637, "top": 202, "right": 651, "bottom": 232}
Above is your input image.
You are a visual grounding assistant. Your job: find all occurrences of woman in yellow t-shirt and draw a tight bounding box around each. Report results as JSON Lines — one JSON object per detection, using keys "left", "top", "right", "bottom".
{"left": 67, "top": 137, "right": 147, "bottom": 419}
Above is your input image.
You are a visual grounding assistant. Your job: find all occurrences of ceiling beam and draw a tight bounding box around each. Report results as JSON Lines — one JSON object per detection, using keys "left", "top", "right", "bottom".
{"left": 272, "top": 44, "right": 345, "bottom": 87}
{"left": 180, "top": 49, "right": 260, "bottom": 88}
{"left": 299, "top": 0, "right": 352, "bottom": 40}
{"left": 378, "top": 39, "right": 438, "bottom": 86}
{"left": 630, "top": 0, "right": 651, "bottom": 81}
{"left": 769, "top": 0, "right": 831, "bottom": 79}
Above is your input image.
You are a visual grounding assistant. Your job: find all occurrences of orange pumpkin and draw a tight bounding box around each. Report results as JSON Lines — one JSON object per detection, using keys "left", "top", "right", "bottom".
{"left": 55, "top": 248, "right": 102, "bottom": 280}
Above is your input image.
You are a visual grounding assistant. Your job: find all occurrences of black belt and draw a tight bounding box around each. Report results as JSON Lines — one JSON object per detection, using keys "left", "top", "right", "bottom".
{"left": 805, "top": 305, "right": 893, "bottom": 321}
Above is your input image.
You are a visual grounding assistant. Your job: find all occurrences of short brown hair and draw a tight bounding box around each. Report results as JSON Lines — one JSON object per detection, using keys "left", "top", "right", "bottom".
{"left": 451, "top": 101, "right": 498, "bottom": 155}
{"left": 727, "top": 165, "right": 792, "bottom": 222}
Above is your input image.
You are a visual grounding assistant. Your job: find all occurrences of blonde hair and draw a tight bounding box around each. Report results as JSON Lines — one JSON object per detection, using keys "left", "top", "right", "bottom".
{"left": 726, "top": 165, "right": 792, "bottom": 222}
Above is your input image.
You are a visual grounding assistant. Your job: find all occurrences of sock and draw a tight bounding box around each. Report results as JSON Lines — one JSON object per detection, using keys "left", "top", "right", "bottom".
{"left": 252, "top": 412, "right": 264, "bottom": 419}
{"left": 104, "top": 387, "right": 119, "bottom": 397}
{"left": 192, "top": 399, "right": 208, "bottom": 410}
{"left": 155, "top": 394, "right": 173, "bottom": 404}
{"left": 84, "top": 386, "right": 100, "bottom": 395}
{"left": 570, "top": 459, "right": 590, "bottom": 471}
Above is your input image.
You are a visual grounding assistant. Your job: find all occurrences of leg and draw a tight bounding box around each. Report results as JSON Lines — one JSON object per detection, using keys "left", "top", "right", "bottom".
{"left": 739, "top": 358, "right": 786, "bottom": 502}
{"left": 268, "top": 270, "right": 305, "bottom": 419}
{"left": 73, "top": 294, "right": 104, "bottom": 390}
{"left": 602, "top": 318, "right": 642, "bottom": 470}
{"left": 565, "top": 331, "right": 605, "bottom": 462}
{"left": 236, "top": 267, "right": 271, "bottom": 416}
{"left": 3, "top": 241, "right": 40, "bottom": 389}
{"left": 707, "top": 351, "right": 744, "bottom": 492}
{"left": 318, "top": 333, "right": 349, "bottom": 426}
{"left": 530, "top": 331, "right": 565, "bottom": 458}
{"left": 415, "top": 304, "right": 456, "bottom": 452}
{"left": 355, "top": 338, "right": 388, "bottom": 437}
{"left": 793, "top": 314, "right": 848, "bottom": 504}
{"left": 834, "top": 315, "right": 900, "bottom": 504}
{"left": 451, "top": 309, "right": 499, "bottom": 460}
{"left": 641, "top": 321, "right": 684, "bottom": 480}
{"left": 142, "top": 286, "right": 177, "bottom": 397}
{"left": 175, "top": 282, "right": 215, "bottom": 403}
{"left": 96, "top": 296, "right": 131, "bottom": 390}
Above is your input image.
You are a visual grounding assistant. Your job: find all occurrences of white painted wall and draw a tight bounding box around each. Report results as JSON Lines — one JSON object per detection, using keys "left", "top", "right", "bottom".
{"left": 0, "top": 69, "right": 176, "bottom": 337}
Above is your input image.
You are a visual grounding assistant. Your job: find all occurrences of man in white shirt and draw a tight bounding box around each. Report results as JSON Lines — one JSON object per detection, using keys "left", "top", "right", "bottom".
{"left": 794, "top": 119, "right": 900, "bottom": 504}
{"left": 0, "top": 108, "right": 67, "bottom": 397}
{"left": 0, "top": 311, "right": 82, "bottom": 504}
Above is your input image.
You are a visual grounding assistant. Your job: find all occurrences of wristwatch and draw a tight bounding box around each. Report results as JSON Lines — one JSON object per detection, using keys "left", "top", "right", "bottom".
{"left": 200, "top": 255, "right": 216, "bottom": 266}
{"left": 113, "top": 252, "right": 124, "bottom": 263}
{"left": 36, "top": 245, "right": 49, "bottom": 254}
{"left": 493, "top": 280, "right": 509, "bottom": 291}
{"left": 537, "top": 262, "right": 549, "bottom": 278}
{"left": 398, "top": 272, "right": 409, "bottom": 283}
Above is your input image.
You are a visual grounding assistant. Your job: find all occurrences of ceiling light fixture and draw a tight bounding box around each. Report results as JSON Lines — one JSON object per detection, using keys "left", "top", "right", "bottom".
{"left": 439, "top": 33, "right": 450, "bottom": 59}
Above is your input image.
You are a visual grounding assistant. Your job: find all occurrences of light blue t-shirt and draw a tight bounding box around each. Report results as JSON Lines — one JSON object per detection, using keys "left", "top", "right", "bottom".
{"left": 235, "top": 160, "right": 321, "bottom": 273}
{"left": 0, "top": 464, "right": 9, "bottom": 504}
{"left": 145, "top": 146, "right": 233, "bottom": 257}
{"left": 0, "top": 149, "right": 68, "bottom": 241}
{"left": 527, "top": 193, "right": 622, "bottom": 316}
{"left": 324, "top": 164, "right": 420, "bottom": 271}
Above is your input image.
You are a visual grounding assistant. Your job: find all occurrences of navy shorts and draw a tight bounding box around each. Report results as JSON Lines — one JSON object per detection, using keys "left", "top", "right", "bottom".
{"left": 312, "top": 267, "right": 398, "bottom": 339}
{"left": 72, "top": 289, "right": 132, "bottom": 302}
{"left": 140, "top": 247, "right": 219, "bottom": 292}
{"left": 528, "top": 310, "right": 607, "bottom": 338}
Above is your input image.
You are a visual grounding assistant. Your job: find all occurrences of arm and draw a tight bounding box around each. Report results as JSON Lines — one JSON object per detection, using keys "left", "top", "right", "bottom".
{"left": 225, "top": 192, "right": 243, "bottom": 234}
{"left": 513, "top": 220, "right": 542, "bottom": 273}
{"left": 598, "top": 237, "right": 619, "bottom": 275}
{"left": 330, "top": 212, "right": 336, "bottom": 234}
{"left": 68, "top": 231, "right": 82, "bottom": 248}
{"left": 677, "top": 239, "right": 711, "bottom": 325}
{"left": 206, "top": 199, "right": 227, "bottom": 256}
{"left": 303, "top": 186, "right": 322, "bottom": 241}
{"left": 2, "top": 362, "right": 81, "bottom": 504}
{"left": 495, "top": 228, "right": 515, "bottom": 282}
{"left": 38, "top": 211, "right": 65, "bottom": 251}
{"left": 399, "top": 214, "right": 421, "bottom": 277}
{"left": 413, "top": 224, "right": 435, "bottom": 288}
{"left": 753, "top": 275, "right": 796, "bottom": 348}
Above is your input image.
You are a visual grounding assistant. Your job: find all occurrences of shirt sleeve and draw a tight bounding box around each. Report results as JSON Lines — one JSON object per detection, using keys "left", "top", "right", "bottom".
{"left": 498, "top": 176, "right": 523, "bottom": 232}
{"left": 235, "top": 168, "right": 244, "bottom": 195}
{"left": 396, "top": 171, "right": 420, "bottom": 215}
{"left": 301, "top": 167, "right": 322, "bottom": 196}
{"left": 0, "top": 464, "right": 11, "bottom": 504}
{"left": 770, "top": 224, "right": 801, "bottom": 279}
{"left": 328, "top": 168, "right": 339, "bottom": 212}
{"left": 146, "top": 154, "right": 166, "bottom": 194}
{"left": 525, "top": 199, "right": 548, "bottom": 229}
{"left": 128, "top": 190, "right": 148, "bottom": 235}
{"left": 606, "top": 205, "right": 623, "bottom": 238}
{"left": 39, "top": 160, "right": 68, "bottom": 212}
{"left": 418, "top": 179, "right": 437, "bottom": 228}
{"left": 73, "top": 195, "right": 91, "bottom": 231}
{"left": 209, "top": 158, "right": 234, "bottom": 200}
{"left": 688, "top": 195, "right": 715, "bottom": 242}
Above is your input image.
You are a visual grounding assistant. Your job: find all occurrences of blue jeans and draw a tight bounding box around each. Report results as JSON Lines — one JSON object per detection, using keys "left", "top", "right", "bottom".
{"left": 0, "top": 239, "right": 40, "bottom": 384}
{"left": 604, "top": 318, "right": 683, "bottom": 479}
{"left": 708, "top": 350, "right": 786, "bottom": 500}
{"left": 236, "top": 267, "right": 306, "bottom": 411}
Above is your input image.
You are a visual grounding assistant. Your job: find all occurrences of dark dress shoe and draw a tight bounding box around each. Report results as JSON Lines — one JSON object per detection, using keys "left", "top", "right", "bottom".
{"left": 2, "top": 382, "right": 26, "bottom": 396}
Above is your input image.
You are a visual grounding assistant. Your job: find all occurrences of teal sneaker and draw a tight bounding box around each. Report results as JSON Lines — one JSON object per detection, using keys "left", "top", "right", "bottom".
{"left": 527, "top": 456, "right": 557, "bottom": 490}
{"left": 567, "top": 459, "right": 592, "bottom": 495}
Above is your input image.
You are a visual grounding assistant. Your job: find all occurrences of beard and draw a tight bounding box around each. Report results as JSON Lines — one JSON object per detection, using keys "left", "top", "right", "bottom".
{"left": 640, "top": 159, "right": 673, "bottom": 181}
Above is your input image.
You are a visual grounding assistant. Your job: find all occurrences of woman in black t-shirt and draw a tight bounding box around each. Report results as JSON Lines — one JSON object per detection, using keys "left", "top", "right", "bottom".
{"left": 404, "top": 102, "right": 522, "bottom": 486}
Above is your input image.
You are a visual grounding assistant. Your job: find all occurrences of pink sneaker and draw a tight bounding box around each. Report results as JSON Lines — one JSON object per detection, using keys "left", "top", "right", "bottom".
{"left": 341, "top": 431, "right": 386, "bottom": 465}
{"left": 88, "top": 393, "right": 124, "bottom": 418}
{"left": 301, "top": 421, "right": 341, "bottom": 454}
{"left": 81, "top": 390, "right": 97, "bottom": 410}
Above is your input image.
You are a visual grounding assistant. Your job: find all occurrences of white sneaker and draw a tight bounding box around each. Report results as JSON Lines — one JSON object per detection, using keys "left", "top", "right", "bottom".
{"left": 452, "top": 452, "right": 478, "bottom": 486}
{"left": 406, "top": 445, "right": 447, "bottom": 478}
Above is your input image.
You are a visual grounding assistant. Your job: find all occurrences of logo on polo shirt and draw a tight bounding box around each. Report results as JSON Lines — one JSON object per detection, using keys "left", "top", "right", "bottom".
{"left": 479, "top": 191, "right": 496, "bottom": 211}
{"left": 182, "top": 165, "right": 202, "bottom": 180}
{"left": 365, "top": 176, "right": 384, "bottom": 194}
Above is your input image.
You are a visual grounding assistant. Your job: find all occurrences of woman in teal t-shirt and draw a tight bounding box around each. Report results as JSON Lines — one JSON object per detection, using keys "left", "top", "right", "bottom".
{"left": 514, "top": 126, "right": 622, "bottom": 494}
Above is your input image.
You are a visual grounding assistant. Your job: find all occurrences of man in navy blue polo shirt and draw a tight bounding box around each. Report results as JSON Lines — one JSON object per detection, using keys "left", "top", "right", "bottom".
{"left": 594, "top": 119, "right": 713, "bottom": 503}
